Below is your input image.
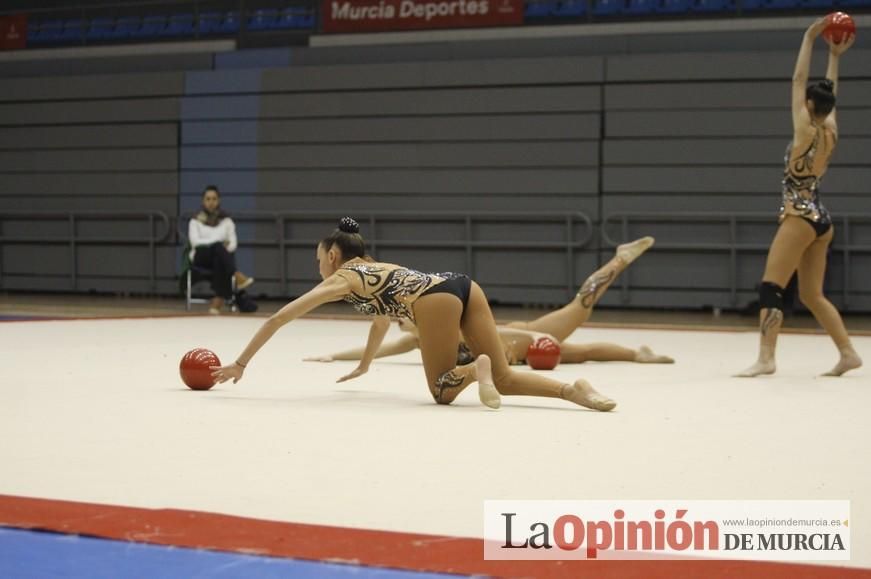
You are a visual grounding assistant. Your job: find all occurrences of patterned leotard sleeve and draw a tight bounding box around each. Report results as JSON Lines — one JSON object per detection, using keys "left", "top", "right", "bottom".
{"left": 333, "top": 261, "right": 445, "bottom": 322}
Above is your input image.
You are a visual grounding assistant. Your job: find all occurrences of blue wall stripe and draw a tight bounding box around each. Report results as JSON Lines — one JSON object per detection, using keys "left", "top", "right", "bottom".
{"left": 180, "top": 172, "right": 259, "bottom": 196}
{"left": 180, "top": 95, "right": 261, "bottom": 120}
{"left": 181, "top": 71, "right": 260, "bottom": 276}
{"left": 181, "top": 145, "right": 258, "bottom": 170}
{"left": 181, "top": 121, "right": 260, "bottom": 145}
{"left": 185, "top": 70, "right": 263, "bottom": 95}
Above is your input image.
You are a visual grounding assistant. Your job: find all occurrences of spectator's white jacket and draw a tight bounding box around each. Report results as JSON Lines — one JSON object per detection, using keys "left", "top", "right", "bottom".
{"left": 188, "top": 217, "right": 237, "bottom": 259}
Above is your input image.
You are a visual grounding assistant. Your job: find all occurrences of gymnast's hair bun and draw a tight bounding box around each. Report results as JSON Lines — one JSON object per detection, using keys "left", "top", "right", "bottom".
{"left": 818, "top": 79, "right": 834, "bottom": 93}
{"left": 338, "top": 216, "right": 360, "bottom": 234}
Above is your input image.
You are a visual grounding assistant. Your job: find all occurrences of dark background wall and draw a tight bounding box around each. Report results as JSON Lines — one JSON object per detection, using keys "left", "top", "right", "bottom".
{"left": 1, "top": 21, "right": 869, "bottom": 309}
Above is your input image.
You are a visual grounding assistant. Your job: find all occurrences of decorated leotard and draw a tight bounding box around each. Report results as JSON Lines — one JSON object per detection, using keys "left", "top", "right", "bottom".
{"left": 333, "top": 260, "right": 447, "bottom": 322}
{"left": 780, "top": 128, "right": 832, "bottom": 234}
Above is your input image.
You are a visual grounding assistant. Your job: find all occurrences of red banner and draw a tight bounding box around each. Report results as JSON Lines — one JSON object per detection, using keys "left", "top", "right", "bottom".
{"left": 0, "top": 14, "right": 27, "bottom": 50}
{"left": 322, "top": 0, "right": 523, "bottom": 33}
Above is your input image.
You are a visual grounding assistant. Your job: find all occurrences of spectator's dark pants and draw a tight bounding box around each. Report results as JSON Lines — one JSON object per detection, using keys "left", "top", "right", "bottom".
{"left": 193, "top": 242, "right": 236, "bottom": 299}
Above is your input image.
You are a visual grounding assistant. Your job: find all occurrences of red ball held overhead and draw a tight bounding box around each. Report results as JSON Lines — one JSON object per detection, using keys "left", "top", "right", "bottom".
{"left": 526, "top": 337, "right": 561, "bottom": 370}
{"left": 822, "top": 12, "right": 856, "bottom": 45}
{"left": 180, "top": 348, "right": 221, "bottom": 390}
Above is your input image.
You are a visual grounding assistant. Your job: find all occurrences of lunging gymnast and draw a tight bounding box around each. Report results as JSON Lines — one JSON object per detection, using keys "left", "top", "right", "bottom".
{"left": 211, "top": 218, "right": 618, "bottom": 411}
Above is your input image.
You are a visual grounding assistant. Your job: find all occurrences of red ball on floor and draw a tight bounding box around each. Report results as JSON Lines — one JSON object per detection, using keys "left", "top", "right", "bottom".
{"left": 823, "top": 12, "right": 855, "bottom": 44}
{"left": 180, "top": 348, "right": 221, "bottom": 390}
{"left": 526, "top": 337, "right": 561, "bottom": 370}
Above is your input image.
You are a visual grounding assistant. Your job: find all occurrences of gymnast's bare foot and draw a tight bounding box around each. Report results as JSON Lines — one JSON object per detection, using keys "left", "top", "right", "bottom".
{"left": 634, "top": 345, "right": 675, "bottom": 364}
{"left": 476, "top": 354, "right": 501, "bottom": 409}
{"left": 734, "top": 359, "right": 776, "bottom": 378}
{"left": 616, "top": 236, "right": 655, "bottom": 267}
{"left": 561, "top": 379, "right": 616, "bottom": 412}
{"left": 821, "top": 350, "right": 862, "bottom": 377}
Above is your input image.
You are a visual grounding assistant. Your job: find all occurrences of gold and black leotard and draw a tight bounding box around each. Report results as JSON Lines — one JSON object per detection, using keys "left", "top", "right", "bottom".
{"left": 332, "top": 260, "right": 446, "bottom": 322}
{"left": 780, "top": 130, "right": 832, "bottom": 236}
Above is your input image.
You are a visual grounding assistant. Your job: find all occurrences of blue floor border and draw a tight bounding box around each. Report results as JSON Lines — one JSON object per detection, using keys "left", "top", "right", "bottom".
{"left": 0, "top": 527, "right": 465, "bottom": 579}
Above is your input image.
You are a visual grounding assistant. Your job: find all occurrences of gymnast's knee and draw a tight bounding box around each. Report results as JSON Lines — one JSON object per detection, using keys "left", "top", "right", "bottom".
{"left": 759, "top": 281, "right": 785, "bottom": 311}
{"left": 430, "top": 371, "right": 461, "bottom": 405}
{"left": 491, "top": 367, "right": 514, "bottom": 393}
{"left": 799, "top": 291, "right": 825, "bottom": 310}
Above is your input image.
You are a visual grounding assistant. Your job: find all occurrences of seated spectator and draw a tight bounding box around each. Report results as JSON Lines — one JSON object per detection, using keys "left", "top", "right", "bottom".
{"left": 188, "top": 185, "right": 254, "bottom": 314}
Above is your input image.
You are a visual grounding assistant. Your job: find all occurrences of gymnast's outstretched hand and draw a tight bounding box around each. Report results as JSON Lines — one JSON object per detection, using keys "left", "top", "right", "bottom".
{"left": 211, "top": 363, "right": 244, "bottom": 384}
{"left": 337, "top": 365, "right": 368, "bottom": 383}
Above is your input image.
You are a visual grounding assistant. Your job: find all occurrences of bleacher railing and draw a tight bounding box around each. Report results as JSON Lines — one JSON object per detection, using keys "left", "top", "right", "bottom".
{"left": 0, "top": 211, "right": 172, "bottom": 293}
{"left": 181, "top": 210, "right": 596, "bottom": 298}
{"left": 5, "top": 210, "right": 870, "bottom": 310}
{"left": 602, "top": 212, "right": 871, "bottom": 309}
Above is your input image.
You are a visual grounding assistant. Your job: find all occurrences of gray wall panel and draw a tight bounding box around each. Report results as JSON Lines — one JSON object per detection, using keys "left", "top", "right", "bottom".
{"left": 0, "top": 72, "right": 184, "bottom": 103}
{"left": 419, "top": 57, "right": 604, "bottom": 86}
{"left": 603, "top": 167, "right": 775, "bottom": 193}
{"left": 820, "top": 169, "right": 871, "bottom": 194}
{"left": 832, "top": 139, "right": 871, "bottom": 164}
{"left": 838, "top": 112, "right": 871, "bottom": 136}
{"left": 257, "top": 115, "right": 601, "bottom": 142}
{"left": 607, "top": 111, "right": 789, "bottom": 137}
{"left": 606, "top": 81, "right": 784, "bottom": 110}
{"left": 0, "top": 149, "right": 178, "bottom": 172}
{"left": 607, "top": 49, "right": 871, "bottom": 82}
{"left": 76, "top": 247, "right": 158, "bottom": 277}
{"left": 253, "top": 169, "right": 599, "bottom": 194}
{"left": 603, "top": 139, "right": 784, "bottom": 165}
{"left": 605, "top": 137, "right": 871, "bottom": 166}
{"left": 3, "top": 173, "right": 178, "bottom": 196}
{"left": 606, "top": 168, "right": 871, "bottom": 195}
{"left": 602, "top": 194, "right": 869, "bottom": 215}
{"left": 0, "top": 124, "right": 178, "bottom": 150}
{"left": 245, "top": 194, "right": 601, "bottom": 213}
{"left": 0, "top": 99, "right": 180, "bottom": 126}
{"left": 261, "top": 57, "right": 604, "bottom": 92}
{"left": 606, "top": 80, "right": 871, "bottom": 110}
{"left": 182, "top": 142, "right": 598, "bottom": 169}
{"left": 3, "top": 34, "right": 869, "bottom": 309}
{"left": 258, "top": 86, "right": 602, "bottom": 118}
{"left": 608, "top": 52, "right": 798, "bottom": 83}
{"left": 2, "top": 245, "right": 71, "bottom": 275}
{"left": 0, "top": 196, "right": 178, "bottom": 214}
{"left": 0, "top": 54, "right": 214, "bottom": 79}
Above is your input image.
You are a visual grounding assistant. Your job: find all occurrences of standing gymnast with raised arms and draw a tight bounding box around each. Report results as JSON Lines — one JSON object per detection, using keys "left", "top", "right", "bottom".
{"left": 737, "top": 17, "right": 860, "bottom": 377}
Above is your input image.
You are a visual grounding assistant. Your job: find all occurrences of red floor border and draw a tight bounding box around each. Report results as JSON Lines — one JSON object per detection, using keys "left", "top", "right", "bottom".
{"left": 0, "top": 494, "right": 868, "bottom": 578}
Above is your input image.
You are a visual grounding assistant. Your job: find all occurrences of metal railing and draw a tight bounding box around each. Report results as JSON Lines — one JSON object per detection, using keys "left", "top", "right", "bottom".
{"left": 181, "top": 210, "right": 595, "bottom": 297}
{"left": 0, "top": 211, "right": 172, "bottom": 292}
{"left": 602, "top": 212, "right": 871, "bottom": 309}
{"left": 5, "top": 210, "right": 869, "bottom": 309}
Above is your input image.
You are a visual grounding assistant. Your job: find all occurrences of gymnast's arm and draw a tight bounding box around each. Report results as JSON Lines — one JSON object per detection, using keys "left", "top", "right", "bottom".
{"left": 211, "top": 275, "right": 350, "bottom": 383}
{"left": 791, "top": 18, "right": 827, "bottom": 132}
{"left": 335, "top": 316, "right": 392, "bottom": 382}
{"left": 823, "top": 30, "right": 855, "bottom": 132}
{"left": 305, "top": 331, "right": 420, "bottom": 362}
